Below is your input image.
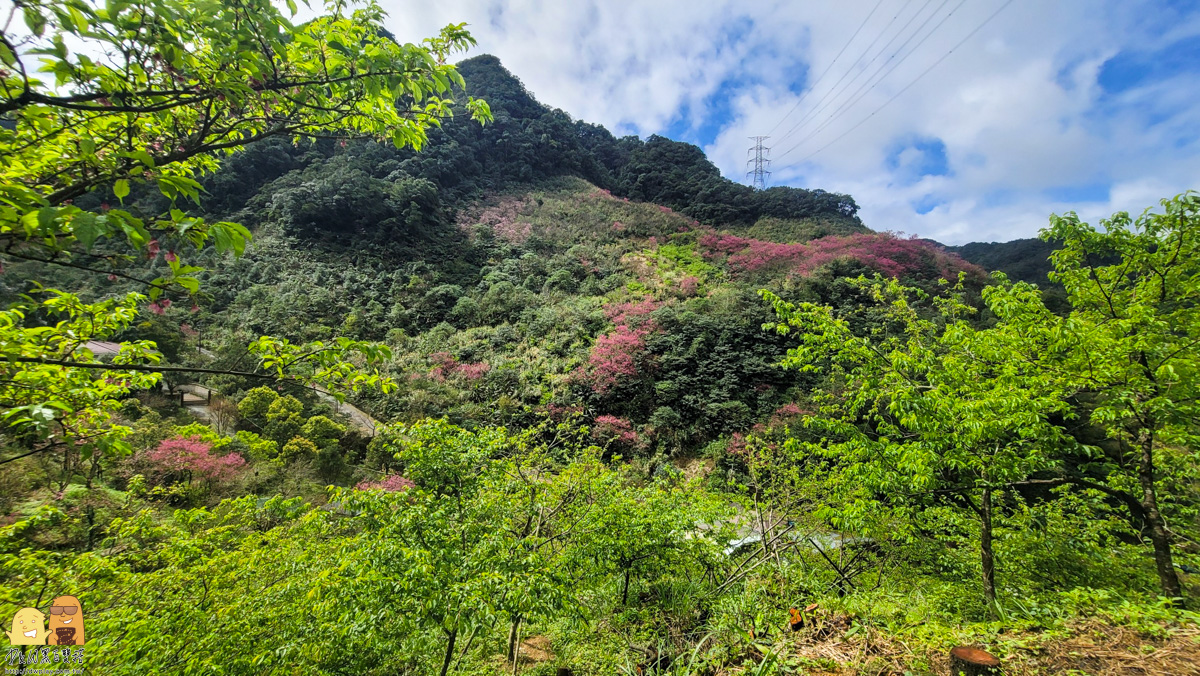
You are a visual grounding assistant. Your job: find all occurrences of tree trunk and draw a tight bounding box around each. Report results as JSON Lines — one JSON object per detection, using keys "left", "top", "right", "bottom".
{"left": 980, "top": 486, "right": 997, "bottom": 612}
{"left": 506, "top": 614, "right": 522, "bottom": 660}
{"left": 622, "top": 567, "right": 631, "bottom": 605}
{"left": 439, "top": 628, "right": 458, "bottom": 676}
{"left": 949, "top": 646, "right": 1000, "bottom": 675}
{"left": 1138, "top": 433, "right": 1183, "bottom": 598}
{"left": 85, "top": 505, "right": 96, "bottom": 551}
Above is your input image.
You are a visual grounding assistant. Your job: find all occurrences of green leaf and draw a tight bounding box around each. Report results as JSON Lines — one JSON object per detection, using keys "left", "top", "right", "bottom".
{"left": 23, "top": 7, "right": 46, "bottom": 36}
{"left": 72, "top": 212, "right": 102, "bottom": 250}
{"left": 114, "top": 179, "right": 130, "bottom": 200}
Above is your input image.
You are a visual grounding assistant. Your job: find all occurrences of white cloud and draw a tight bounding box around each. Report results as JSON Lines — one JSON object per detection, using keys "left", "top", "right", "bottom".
{"left": 377, "top": 0, "right": 1200, "bottom": 244}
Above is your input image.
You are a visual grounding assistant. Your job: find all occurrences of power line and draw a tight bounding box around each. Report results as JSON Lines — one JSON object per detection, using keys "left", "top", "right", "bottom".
{"left": 775, "top": 0, "right": 1017, "bottom": 170}
{"left": 765, "top": 0, "right": 887, "bottom": 138}
{"left": 776, "top": 0, "right": 942, "bottom": 148}
{"left": 773, "top": 0, "right": 928, "bottom": 147}
{"left": 746, "top": 136, "right": 771, "bottom": 190}
{"left": 775, "top": 0, "right": 967, "bottom": 161}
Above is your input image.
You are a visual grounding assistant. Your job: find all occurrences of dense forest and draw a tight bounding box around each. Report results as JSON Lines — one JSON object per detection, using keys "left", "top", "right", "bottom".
{"left": 2, "top": 2, "right": 1198, "bottom": 675}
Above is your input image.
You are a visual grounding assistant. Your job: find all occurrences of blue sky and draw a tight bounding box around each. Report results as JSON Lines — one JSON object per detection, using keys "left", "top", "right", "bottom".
{"left": 381, "top": 0, "right": 1200, "bottom": 244}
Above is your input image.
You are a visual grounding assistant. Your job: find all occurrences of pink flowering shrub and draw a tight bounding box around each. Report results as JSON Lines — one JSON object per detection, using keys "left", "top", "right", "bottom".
{"left": 726, "top": 432, "right": 749, "bottom": 457}
{"left": 585, "top": 324, "right": 653, "bottom": 393}
{"left": 604, "top": 298, "right": 660, "bottom": 324}
{"left": 698, "top": 231, "right": 979, "bottom": 280}
{"left": 427, "top": 352, "right": 490, "bottom": 382}
{"left": 545, "top": 404, "right": 584, "bottom": 422}
{"left": 456, "top": 362, "right": 491, "bottom": 381}
{"left": 769, "top": 402, "right": 812, "bottom": 427}
{"left": 658, "top": 205, "right": 673, "bottom": 214}
{"left": 144, "top": 436, "right": 245, "bottom": 483}
{"left": 578, "top": 298, "right": 662, "bottom": 394}
{"left": 612, "top": 221, "right": 626, "bottom": 232}
{"left": 457, "top": 197, "right": 535, "bottom": 244}
{"left": 428, "top": 351, "right": 456, "bottom": 382}
{"left": 355, "top": 474, "right": 416, "bottom": 492}
{"left": 678, "top": 276, "right": 700, "bottom": 296}
{"left": 592, "top": 415, "right": 639, "bottom": 446}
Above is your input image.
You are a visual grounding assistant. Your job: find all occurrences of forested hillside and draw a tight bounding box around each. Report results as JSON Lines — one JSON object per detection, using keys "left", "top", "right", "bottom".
{"left": 2, "top": 3, "right": 1198, "bottom": 675}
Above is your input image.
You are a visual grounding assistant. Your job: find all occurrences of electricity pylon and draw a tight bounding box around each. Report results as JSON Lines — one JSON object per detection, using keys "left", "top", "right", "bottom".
{"left": 747, "top": 136, "right": 771, "bottom": 190}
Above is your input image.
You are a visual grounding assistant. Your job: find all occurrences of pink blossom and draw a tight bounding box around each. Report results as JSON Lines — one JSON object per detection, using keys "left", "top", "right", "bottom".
{"left": 456, "top": 197, "right": 535, "bottom": 244}
{"left": 546, "top": 404, "right": 583, "bottom": 421}
{"left": 355, "top": 474, "right": 415, "bottom": 492}
{"left": 147, "top": 239, "right": 161, "bottom": 257}
{"left": 180, "top": 323, "right": 199, "bottom": 338}
{"left": 148, "top": 301, "right": 165, "bottom": 315}
{"left": 678, "top": 276, "right": 700, "bottom": 296}
{"left": 658, "top": 205, "right": 672, "bottom": 213}
{"left": 426, "top": 352, "right": 490, "bottom": 382}
{"left": 456, "top": 362, "right": 491, "bottom": 381}
{"left": 612, "top": 221, "right": 626, "bottom": 232}
{"left": 592, "top": 415, "right": 639, "bottom": 446}
{"left": 603, "top": 298, "right": 659, "bottom": 325}
{"left": 727, "top": 432, "right": 749, "bottom": 457}
{"left": 698, "top": 231, "right": 981, "bottom": 280}
{"left": 165, "top": 251, "right": 177, "bottom": 263}
{"left": 573, "top": 299, "right": 665, "bottom": 394}
{"left": 107, "top": 274, "right": 118, "bottom": 281}
{"left": 143, "top": 436, "right": 245, "bottom": 483}
{"left": 773, "top": 403, "right": 804, "bottom": 418}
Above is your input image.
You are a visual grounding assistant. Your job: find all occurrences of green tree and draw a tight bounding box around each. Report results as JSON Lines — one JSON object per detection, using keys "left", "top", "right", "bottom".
{"left": 301, "top": 415, "right": 347, "bottom": 448}
{"left": 0, "top": 0, "right": 489, "bottom": 464}
{"left": 280, "top": 435, "right": 317, "bottom": 461}
{"left": 764, "top": 276, "right": 1074, "bottom": 609}
{"left": 263, "top": 395, "right": 304, "bottom": 446}
{"left": 1041, "top": 192, "right": 1200, "bottom": 599}
{"left": 236, "top": 386, "right": 278, "bottom": 421}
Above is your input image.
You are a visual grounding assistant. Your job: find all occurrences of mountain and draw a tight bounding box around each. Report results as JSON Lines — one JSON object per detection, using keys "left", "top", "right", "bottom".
{"left": 59, "top": 53, "right": 987, "bottom": 461}
{"left": 6, "top": 54, "right": 1033, "bottom": 458}
{"left": 947, "top": 237, "right": 1058, "bottom": 285}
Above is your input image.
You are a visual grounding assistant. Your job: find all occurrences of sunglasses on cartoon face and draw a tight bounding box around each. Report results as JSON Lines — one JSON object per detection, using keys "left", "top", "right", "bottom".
{"left": 49, "top": 606, "right": 78, "bottom": 615}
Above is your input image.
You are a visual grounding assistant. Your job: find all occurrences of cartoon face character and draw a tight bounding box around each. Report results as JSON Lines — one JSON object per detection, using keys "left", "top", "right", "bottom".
{"left": 46, "top": 596, "right": 84, "bottom": 646}
{"left": 5, "top": 607, "right": 46, "bottom": 645}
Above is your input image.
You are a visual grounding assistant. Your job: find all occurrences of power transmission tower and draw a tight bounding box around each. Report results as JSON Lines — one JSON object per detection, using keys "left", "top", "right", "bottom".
{"left": 747, "top": 136, "right": 771, "bottom": 190}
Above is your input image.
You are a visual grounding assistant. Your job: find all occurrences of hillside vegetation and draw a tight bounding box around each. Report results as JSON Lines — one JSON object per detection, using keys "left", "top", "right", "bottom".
{"left": 1, "top": 4, "right": 1198, "bottom": 675}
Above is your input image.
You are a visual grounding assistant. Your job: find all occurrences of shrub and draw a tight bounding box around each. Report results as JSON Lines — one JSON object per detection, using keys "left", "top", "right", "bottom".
{"left": 237, "top": 386, "right": 278, "bottom": 420}
{"left": 355, "top": 474, "right": 416, "bottom": 492}
{"left": 592, "top": 414, "right": 639, "bottom": 447}
{"left": 698, "top": 231, "right": 980, "bottom": 280}
{"left": 143, "top": 436, "right": 246, "bottom": 484}
{"left": 301, "top": 415, "right": 347, "bottom": 446}
{"left": 281, "top": 437, "right": 319, "bottom": 461}
{"left": 235, "top": 430, "right": 279, "bottom": 461}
